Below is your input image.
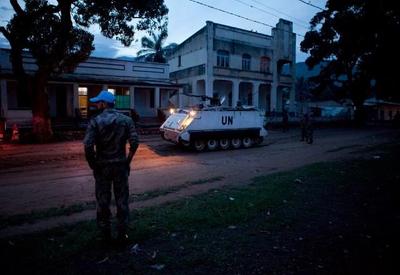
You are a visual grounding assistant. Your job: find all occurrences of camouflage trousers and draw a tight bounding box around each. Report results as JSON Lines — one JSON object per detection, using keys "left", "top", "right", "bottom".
{"left": 93, "top": 163, "right": 129, "bottom": 233}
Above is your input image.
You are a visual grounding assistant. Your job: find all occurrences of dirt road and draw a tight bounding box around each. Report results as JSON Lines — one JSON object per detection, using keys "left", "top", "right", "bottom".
{"left": 0, "top": 128, "right": 398, "bottom": 217}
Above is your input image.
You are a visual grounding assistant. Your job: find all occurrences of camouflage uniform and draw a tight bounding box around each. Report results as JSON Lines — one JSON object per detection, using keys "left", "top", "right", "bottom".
{"left": 83, "top": 108, "right": 139, "bottom": 235}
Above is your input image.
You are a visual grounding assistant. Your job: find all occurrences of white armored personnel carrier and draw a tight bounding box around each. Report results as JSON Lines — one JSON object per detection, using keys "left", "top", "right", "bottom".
{"left": 159, "top": 104, "right": 268, "bottom": 151}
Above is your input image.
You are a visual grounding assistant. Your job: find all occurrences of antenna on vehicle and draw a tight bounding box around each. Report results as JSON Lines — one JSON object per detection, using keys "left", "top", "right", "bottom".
{"left": 220, "top": 96, "right": 226, "bottom": 105}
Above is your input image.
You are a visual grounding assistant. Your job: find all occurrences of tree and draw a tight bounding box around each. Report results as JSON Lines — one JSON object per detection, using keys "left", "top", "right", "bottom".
{"left": 0, "top": 0, "right": 168, "bottom": 142}
{"left": 300, "top": 0, "right": 400, "bottom": 122}
{"left": 136, "top": 24, "right": 177, "bottom": 63}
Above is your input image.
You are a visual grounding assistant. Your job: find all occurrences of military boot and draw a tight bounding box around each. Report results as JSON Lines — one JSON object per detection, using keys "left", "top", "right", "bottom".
{"left": 98, "top": 227, "right": 112, "bottom": 246}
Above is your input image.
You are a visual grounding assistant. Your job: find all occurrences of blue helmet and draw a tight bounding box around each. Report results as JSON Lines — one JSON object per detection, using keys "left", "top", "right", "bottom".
{"left": 89, "top": 90, "right": 115, "bottom": 104}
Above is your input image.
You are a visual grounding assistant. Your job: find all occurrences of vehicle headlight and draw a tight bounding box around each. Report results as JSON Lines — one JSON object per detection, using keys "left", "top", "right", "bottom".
{"left": 179, "top": 116, "right": 194, "bottom": 130}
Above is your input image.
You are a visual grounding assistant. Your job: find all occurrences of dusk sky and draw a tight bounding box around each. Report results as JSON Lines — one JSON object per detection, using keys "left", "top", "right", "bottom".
{"left": 0, "top": 0, "right": 327, "bottom": 62}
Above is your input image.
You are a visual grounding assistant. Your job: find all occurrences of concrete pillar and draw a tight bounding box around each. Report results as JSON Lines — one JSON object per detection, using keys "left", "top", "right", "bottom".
{"left": 270, "top": 83, "right": 278, "bottom": 112}
{"left": 0, "top": 79, "right": 8, "bottom": 118}
{"left": 206, "top": 21, "right": 215, "bottom": 98}
{"left": 271, "top": 37, "right": 279, "bottom": 113}
{"left": 129, "top": 86, "right": 135, "bottom": 109}
{"left": 192, "top": 80, "right": 198, "bottom": 95}
{"left": 66, "top": 84, "right": 74, "bottom": 117}
{"left": 72, "top": 83, "right": 79, "bottom": 113}
{"left": 276, "top": 87, "right": 283, "bottom": 112}
{"left": 289, "top": 86, "right": 295, "bottom": 113}
{"left": 154, "top": 87, "right": 160, "bottom": 109}
{"left": 289, "top": 62, "right": 296, "bottom": 113}
{"left": 232, "top": 80, "right": 239, "bottom": 107}
{"left": 252, "top": 82, "right": 259, "bottom": 108}
{"left": 205, "top": 77, "right": 213, "bottom": 98}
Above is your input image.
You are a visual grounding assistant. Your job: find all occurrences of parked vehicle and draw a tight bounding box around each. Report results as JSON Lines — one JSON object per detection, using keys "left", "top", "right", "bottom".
{"left": 160, "top": 104, "right": 268, "bottom": 151}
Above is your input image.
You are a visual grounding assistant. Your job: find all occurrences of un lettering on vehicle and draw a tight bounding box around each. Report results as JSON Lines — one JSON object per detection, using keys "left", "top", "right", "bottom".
{"left": 222, "top": 116, "right": 233, "bottom": 125}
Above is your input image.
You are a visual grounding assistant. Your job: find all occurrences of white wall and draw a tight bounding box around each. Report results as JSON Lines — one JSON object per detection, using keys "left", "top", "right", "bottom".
{"left": 0, "top": 49, "right": 171, "bottom": 82}
{"left": 169, "top": 48, "right": 207, "bottom": 72}
{"left": 215, "top": 26, "right": 272, "bottom": 48}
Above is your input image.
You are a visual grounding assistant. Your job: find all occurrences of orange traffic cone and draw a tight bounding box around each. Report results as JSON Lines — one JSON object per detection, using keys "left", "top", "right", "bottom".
{"left": 0, "top": 120, "right": 4, "bottom": 142}
{"left": 11, "top": 124, "right": 19, "bottom": 143}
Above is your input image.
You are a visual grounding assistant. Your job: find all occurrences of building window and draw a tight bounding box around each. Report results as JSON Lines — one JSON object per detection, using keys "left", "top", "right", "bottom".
{"left": 109, "top": 86, "right": 130, "bottom": 109}
{"left": 78, "top": 87, "right": 88, "bottom": 96}
{"left": 260, "top": 56, "right": 271, "bottom": 73}
{"left": 281, "top": 63, "right": 291, "bottom": 75}
{"left": 78, "top": 87, "right": 88, "bottom": 118}
{"left": 217, "top": 50, "right": 229, "bottom": 68}
{"left": 178, "top": 55, "right": 182, "bottom": 67}
{"left": 242, "top": 54, "right": 251, "bottom": 70}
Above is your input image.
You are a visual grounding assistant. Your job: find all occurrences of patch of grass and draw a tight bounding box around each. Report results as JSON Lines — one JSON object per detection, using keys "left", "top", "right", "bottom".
{"left": 1, "top": 142, "right": 399, "bottom": 274}
{"left": 0, "top": 162, "right": 345, "bottom": 268}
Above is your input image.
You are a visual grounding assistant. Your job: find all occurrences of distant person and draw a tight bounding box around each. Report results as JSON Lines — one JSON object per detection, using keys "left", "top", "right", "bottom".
{"left": 300, "top": 112, "right": 313, "bottom": 144}
{"left": 83, "top": 90, "right": 139, "bottom": 245}
{"left": 306, "top": 113, "right": 314, "bottom": 144}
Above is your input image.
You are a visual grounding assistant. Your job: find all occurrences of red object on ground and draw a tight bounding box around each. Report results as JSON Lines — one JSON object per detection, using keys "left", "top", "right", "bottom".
{"left": 0, "top": 119, "right": 5, "bottom": 142}
{"left": 11, "top": 124, "right": 19, "bottom": 142}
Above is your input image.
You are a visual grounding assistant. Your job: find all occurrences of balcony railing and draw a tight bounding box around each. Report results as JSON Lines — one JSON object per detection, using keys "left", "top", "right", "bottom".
{"left": 213, "top": 67, "right": 273, "bottom": 81}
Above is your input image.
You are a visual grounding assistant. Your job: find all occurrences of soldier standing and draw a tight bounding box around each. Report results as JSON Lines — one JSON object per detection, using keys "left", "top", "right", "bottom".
{"left": 300, "top": 112, "right": 313, "bottom": 144}
{"left": 83, "top": 90, "right": 139, "bottom": 245}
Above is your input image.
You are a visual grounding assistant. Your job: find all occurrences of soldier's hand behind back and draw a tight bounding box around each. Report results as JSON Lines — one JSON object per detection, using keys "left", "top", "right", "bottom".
{"left": 126, "top": 161, "right": 131, "bottom": 176}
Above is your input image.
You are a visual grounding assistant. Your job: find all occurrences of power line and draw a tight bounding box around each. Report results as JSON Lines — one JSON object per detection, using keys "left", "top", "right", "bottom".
{"left": 232, "top": 0, "right": 309, "bottom": 30}
{"left": 297, "top": 0, "right": 324, "bottom": 11}
{"left": 188, "top": 0, "right": 275, "bottom": 29}
{"left": 250, "top": 0, "right": 309, "bottom": 25}
{"left": 187, "top": 0, "right": 305, "bottom": 37}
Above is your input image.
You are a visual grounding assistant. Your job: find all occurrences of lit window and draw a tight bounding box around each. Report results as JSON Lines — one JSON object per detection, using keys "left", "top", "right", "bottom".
{"left": 107, "top": 88, "right": 116, "bottom": 95}
{"left": 78, "top": 87, "right": 88, "bottom": 96}
{"left": 217, "top": 50, "right": 229, "bottom": 68}
{"left": 242, "top": 54, "right": 251, "bottom": 70}
{"left": 78, "top": 87, "right": 88, "bottom": 117}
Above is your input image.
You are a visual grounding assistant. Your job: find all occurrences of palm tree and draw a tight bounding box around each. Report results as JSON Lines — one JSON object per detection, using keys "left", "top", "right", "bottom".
{"left": 137, "top": 29, "right": 177, "bottom": 63}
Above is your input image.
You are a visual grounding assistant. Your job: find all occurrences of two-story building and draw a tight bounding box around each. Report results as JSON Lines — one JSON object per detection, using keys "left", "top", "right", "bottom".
{"left": 168, "top": 19, "right": 296, "bottom": 114}
{"left": 0, "top": 49, "right": 182, "bottom": 127}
